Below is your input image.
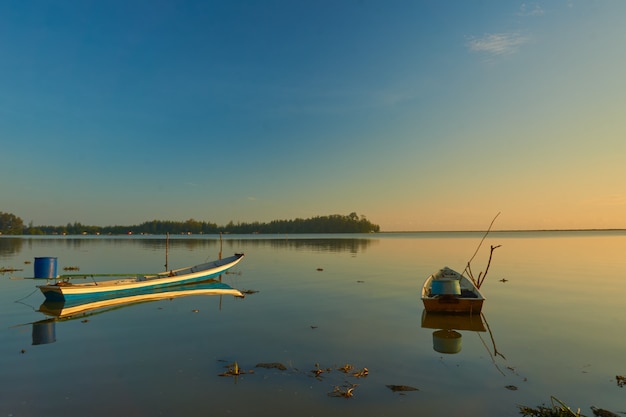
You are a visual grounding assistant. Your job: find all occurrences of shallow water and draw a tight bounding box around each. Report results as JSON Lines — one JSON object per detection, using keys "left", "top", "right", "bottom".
{"left": 1, "top": 232, "right": 625, "bottom": 416}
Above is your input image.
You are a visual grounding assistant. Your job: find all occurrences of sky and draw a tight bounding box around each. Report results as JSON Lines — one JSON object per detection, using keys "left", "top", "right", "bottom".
{"left": 1, "top": 1, "right": 625, "bottom": 231}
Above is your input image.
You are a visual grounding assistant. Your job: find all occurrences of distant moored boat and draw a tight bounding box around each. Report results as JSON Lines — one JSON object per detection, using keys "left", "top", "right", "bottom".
{"left": 421, "top": 267, "right": 484, "bottom": 314}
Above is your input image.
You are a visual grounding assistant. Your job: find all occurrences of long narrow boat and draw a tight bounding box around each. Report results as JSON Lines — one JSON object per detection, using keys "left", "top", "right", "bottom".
{"left": 421, "top": 266, "right": 484, "bottom": 314}
{"left": 38, "top": 279, "right": 243, "bottom": 319}
{"left": 28, "top": 279, "right": 243, "bottom": 345}
{"left": 37, "top": 253, "right": 244, "bottom": 302}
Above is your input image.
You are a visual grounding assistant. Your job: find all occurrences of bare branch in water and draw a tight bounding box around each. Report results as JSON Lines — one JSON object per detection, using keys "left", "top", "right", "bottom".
{"left": 477, "top": 245, "right": 502, "bottom": 289}
{"left": 463, "top": 212, "right": 501, "bottom": 289}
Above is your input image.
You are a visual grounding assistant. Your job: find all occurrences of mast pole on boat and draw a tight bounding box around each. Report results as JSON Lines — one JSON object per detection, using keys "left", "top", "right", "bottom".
{"left": 165, "top": 232, "right": 169, "bottom": 271}
{"left": 218, "top": 232, "right": 223, "bottom": 283}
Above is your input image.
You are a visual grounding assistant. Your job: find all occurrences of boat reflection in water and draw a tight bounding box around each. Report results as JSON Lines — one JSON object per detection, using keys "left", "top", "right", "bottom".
{"left": 421, "top": 311, "right": 486, "bottom": 354}
{"left": 30, "top": 279, "right": 244, "bottom": 345}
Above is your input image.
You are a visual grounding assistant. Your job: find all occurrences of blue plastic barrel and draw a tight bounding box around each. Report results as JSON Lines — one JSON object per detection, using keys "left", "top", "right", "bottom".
{"left": 431, "top": 279, "right": 461, "bottom": 295}
{"left": 34, "top": 257, "right": 58, "bottom": 279}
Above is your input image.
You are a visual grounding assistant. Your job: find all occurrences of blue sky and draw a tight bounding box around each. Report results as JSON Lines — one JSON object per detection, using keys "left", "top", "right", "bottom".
{"left": 2, "top": 1, "right": 625, "bottom": 231}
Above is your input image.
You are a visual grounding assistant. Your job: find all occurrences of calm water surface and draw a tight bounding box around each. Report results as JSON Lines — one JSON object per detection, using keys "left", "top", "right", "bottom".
{"left": 1, "top": 232, "right": 625, "bottom": 416}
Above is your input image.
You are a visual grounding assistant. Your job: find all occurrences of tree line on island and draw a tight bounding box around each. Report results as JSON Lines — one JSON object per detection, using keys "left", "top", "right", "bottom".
{"left": 0, "top": 211, "right": 380, "bottom": 235}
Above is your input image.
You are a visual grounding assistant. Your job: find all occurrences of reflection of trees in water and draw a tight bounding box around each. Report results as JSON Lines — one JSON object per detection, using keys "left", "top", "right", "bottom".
{"left": 225, "top": 238, "right": 374, "bottom": 254}
{"left": 130, "top": 237, "right": 374, "bottom": 254}
{"left": 153, "top": 239, "right": 224, "bottom": 252}
{"left": 0, "top": 238, "right": 23, "bottom": 258}
{"left": 0, "top": 236, "right": 375, "bottom": 256}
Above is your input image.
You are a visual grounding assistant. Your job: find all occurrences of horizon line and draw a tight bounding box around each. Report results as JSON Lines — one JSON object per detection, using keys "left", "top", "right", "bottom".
{"left": 2, "top": 228, "right": 626, "bottom": 237}
{"left": 381, "top": 228, "right": 626, "bottom": 233}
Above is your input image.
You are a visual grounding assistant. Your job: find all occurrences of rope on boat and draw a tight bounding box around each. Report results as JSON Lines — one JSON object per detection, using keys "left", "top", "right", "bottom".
{"left": 14, "top": 288, "right": 40, "bottom": 305}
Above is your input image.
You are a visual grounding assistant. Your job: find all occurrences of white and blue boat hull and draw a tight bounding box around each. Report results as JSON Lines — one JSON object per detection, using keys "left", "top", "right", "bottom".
{"left": 37, "top": 253, "right": 244, "bottom": 302}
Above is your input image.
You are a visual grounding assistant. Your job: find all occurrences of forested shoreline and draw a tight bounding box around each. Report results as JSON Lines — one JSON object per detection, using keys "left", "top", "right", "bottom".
{"left": 0, "top": 211, "right": 380, "bottom": 235}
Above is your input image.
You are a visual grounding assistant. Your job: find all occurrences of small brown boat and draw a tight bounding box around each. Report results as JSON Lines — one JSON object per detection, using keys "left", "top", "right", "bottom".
{"left": 421, "top": 267, "right": 484, "bottom": 314}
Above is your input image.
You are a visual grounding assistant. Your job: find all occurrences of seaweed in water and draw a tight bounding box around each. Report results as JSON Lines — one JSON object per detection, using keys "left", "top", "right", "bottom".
{"left": 218, "top": 361, "right": 254, "bottom": 377}
{"left": 386, "top": 385, "right": 419, "bottom": 392}
{"left": 328, "top": 383, "right": 358, "bottom": 398}
{"left": 256, "top": 362, "right": 287, "bottom": 371}
{"left": 518, "top": 397, "right": 583, "bottom": 417}
{"left": 518, "top": 397, "right": 622, "bottom": 417}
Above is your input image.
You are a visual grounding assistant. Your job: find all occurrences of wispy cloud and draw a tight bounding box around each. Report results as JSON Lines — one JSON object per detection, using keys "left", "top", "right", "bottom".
{"left": 517, "top": 3, "right": 544, "bottom": 17}
{"left": 466, "top": 32, "right": 530, "bottom": 57}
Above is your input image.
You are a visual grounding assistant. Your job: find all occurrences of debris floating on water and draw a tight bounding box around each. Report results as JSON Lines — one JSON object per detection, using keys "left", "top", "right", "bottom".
{"left": 337, "top": 363, "right": 354, "bottom": 373}
{"left": 328, "top": 383, "right": 358, "bottom": 398}
{"left": 386, "top": 385, "right": 419, "bottom": 392}
{"left": 218, "top": 361, "right": 254, "bottom": 377}
{"left": 310, "top": 363, "right": 331, "bottom": 379}
{"left": 591, "top": 407, "right": 621, "bottom": 417}
{"left": 0, "top": 267, "right": 23, "bottom": 273}
{"left": 256, "top": 362, "right": 287, "bottom": 371}
{"left": 518, "top": 396, "right": 584, "bottom": 417}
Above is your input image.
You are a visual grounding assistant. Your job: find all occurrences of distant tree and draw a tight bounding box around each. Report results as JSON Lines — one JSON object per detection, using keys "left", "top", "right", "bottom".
{"left": 219, "top": 213, "right": 380, "bottom": 234}
{"left": 0, "top": 212, "right": 24, "bottom": 235}
{"left": 20, "top": 212, "right": 379, "bottom": 235}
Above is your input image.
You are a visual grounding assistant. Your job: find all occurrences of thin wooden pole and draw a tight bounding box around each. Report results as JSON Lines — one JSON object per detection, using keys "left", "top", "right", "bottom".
{"left": 165, "top": 232, "right": 169, "bottom": 271}
{"left": 463, "top": 212, "right": 501, "bottom": 288}
{"left": 466, "top": 212, "right": 500, "bottom": 267}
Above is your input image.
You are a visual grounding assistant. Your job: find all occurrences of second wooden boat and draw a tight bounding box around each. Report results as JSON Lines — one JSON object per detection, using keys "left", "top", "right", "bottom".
{"left": 421, "top": 266, "right": 484, "bottom": 314}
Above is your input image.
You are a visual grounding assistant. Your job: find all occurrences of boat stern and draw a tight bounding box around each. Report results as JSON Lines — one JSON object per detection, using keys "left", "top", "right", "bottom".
{"left": 421, "top": 296, "right": 483, "bottom": 314}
